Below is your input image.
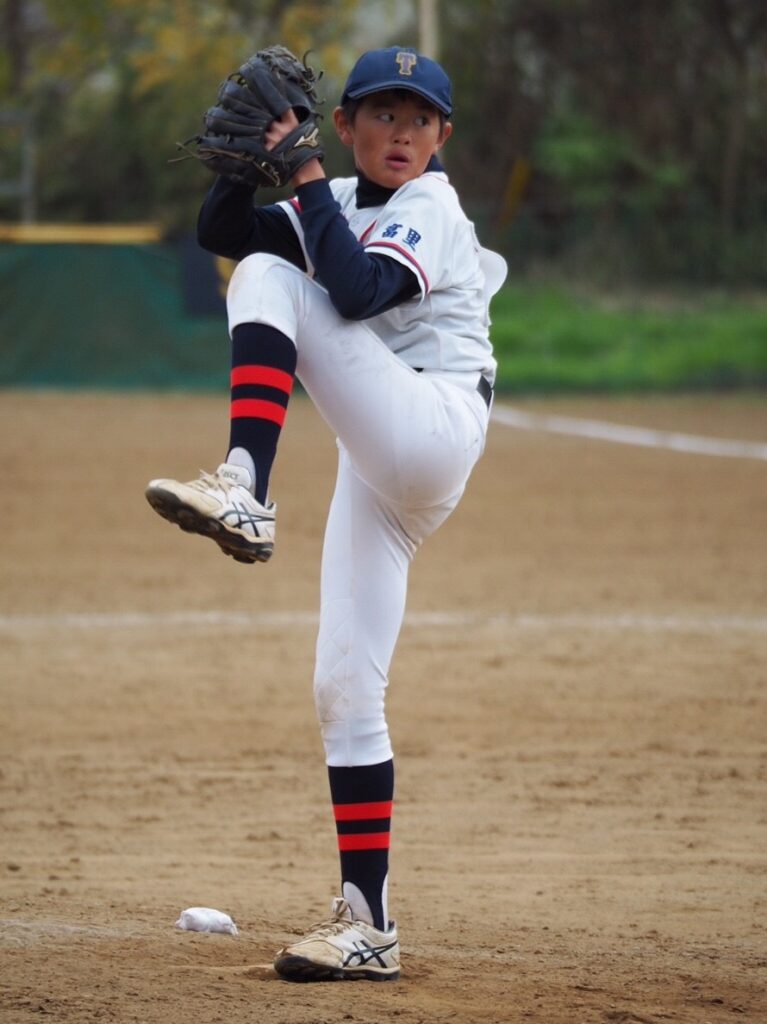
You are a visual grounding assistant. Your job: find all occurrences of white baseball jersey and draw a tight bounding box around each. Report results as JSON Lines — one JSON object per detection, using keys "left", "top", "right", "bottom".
{"left": 278, "top": 171, "right": 506, "bottom": 382}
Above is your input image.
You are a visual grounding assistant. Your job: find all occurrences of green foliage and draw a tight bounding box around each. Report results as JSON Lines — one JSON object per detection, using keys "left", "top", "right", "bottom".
{"left": 490, "top": 284, "right": 767, "bottom": 392}
{"left": 534, "top": 110, "right": 691, "bottom": 215}
{"left": 534, "top": 112, "right": 630, "bottom": 209}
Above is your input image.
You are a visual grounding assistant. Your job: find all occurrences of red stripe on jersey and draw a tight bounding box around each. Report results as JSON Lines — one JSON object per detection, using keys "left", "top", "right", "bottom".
{"left": 231, "top": 365, "right": 294, "bottom": 394}
{"left": 337, "top": 832, "right": 391, "bottom": 852}
{"left": 333, "top": 801, "right": 393, "bottom": 822}
{"left": 230, "top": 398, "right": 287, "bottom": 426}
{"left": 359, "top": 221, "right": 378, "bottom": 245}
{"left": 365, "top": 241, "right": 430, "bottom": 293}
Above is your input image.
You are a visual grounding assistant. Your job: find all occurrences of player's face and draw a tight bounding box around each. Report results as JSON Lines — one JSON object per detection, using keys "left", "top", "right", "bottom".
{"left": 334, "top": 92, "right": 452, "bottom": 189}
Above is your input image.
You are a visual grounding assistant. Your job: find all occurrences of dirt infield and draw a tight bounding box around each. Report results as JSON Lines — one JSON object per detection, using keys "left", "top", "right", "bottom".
{"left": 1, "top": 391, "right": 766, "bottom": 1024}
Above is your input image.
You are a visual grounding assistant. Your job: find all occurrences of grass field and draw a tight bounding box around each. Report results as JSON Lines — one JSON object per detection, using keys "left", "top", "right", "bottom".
{"left": 491, "top": 284, "right": 767, "bottom": 392}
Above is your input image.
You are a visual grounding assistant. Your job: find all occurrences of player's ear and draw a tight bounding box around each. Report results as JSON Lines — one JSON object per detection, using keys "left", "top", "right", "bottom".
{"left": 436, "top": 120, "right": 453, "bottom": 149}
{"left": 333, "top": 106, "right": 354, "bottom": 148}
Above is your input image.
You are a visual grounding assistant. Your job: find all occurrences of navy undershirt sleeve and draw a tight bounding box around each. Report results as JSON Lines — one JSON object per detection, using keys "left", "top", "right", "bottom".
{"left": 196, "top": 177, "right": 306, "bottom": 268}
{"left": 196, "top": 175, "right": 420, "bottom": 320}
{"left": 295, "top": 178, "right": 420, "bottom": 320}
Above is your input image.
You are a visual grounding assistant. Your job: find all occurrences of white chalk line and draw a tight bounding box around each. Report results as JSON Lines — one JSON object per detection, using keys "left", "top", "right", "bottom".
{"left": 0, "top": 610, "right": 765, "bottom": 634}
{"left": 492, "top": 403, "right": 767, "bottom": 461}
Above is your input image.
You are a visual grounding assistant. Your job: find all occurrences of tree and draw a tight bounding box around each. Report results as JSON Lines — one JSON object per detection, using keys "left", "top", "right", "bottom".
{"left": 3, "top": 0, "right": 766, "bottom": 282}
{"left": 438, "top": 0, "right": 767, "bottom": 281}
{"left": 0, "top": 0, "right": 359, "bottom": 226}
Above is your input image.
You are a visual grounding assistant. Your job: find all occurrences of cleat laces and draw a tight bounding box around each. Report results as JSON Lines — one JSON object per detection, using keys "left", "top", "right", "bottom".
{"left": 193, "top": 469, "right": 238, "bottom": 494}
{"left": 300, "top": 899, "right": 357, "bottom": 941}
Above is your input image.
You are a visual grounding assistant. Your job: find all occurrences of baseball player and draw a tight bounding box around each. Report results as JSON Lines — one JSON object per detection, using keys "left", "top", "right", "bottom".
{"left": 146, "top": 45, "right": 506, "bottom": 981}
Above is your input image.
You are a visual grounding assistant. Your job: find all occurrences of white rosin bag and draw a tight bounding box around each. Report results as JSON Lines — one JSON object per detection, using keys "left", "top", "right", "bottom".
{"left": 175, "top": 907, "right": 238, "bottom": 935}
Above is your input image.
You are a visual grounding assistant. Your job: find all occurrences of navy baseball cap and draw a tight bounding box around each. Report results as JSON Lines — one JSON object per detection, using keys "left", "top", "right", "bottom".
{"left": 341, "top": 46, "right": 453, "bottom": 116}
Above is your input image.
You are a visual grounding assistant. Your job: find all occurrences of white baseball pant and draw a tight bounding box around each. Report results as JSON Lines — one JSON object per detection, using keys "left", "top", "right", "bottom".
{"left": 227, "top": 254, "right": 490, "bottom": 767}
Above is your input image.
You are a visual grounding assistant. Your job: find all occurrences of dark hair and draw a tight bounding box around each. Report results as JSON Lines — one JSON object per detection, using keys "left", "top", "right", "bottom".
{"left": 341, "top": 89, "right": 448, "bottom": 133}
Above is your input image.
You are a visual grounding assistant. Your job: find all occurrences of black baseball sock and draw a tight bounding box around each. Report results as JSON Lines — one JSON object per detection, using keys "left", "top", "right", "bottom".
{"left": 329, "top": 760, "right": 394, "bottom": 932}
{"left": 228, "top": 323, "right": 297, "bottom": 504}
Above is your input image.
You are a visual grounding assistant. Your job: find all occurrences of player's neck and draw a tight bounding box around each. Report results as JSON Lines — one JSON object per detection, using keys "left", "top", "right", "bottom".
{"left": 355, "top": 155, "right": 445, "bottom": 208}
{"left": 355, "top": 168, "right": 398, "bottom": 209}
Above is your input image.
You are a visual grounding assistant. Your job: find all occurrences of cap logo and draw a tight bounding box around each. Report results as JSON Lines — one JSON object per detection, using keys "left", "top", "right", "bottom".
{"left": 395, "top": 51, "right": 417, "bottom": 76}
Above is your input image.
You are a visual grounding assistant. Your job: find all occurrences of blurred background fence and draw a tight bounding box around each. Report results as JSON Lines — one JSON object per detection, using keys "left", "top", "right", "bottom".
{"left": 0, "top": 239, "right": 230, "bottom": 388}
{"left": 1, "top": 0, "right": 766, "bottom": 391}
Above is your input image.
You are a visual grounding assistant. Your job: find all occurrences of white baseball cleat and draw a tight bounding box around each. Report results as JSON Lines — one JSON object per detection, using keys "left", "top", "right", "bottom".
{"left": 145, "top": 463, "right": 275, "bottom": 564}
{"left": 273, "top": 897, "right": 400, "bottom": 982}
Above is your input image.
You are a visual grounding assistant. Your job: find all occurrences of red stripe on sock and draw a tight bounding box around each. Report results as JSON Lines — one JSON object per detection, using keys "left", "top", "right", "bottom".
{"left": 337, "top": 832, "right": 391, "bottom": 852}
{"left": 333, "top": 801, "right": 393, "bottom": 822}
{"left": 230, "top": 398, "right": 287, "bottom": 426}
{"left": 231, "top": 365, "right": 294, "bottom": 393}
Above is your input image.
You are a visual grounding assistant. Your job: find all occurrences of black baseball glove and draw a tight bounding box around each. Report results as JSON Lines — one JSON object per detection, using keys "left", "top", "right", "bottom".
{"left": 178, "top": 45, "right": 323, "bottom": 188}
